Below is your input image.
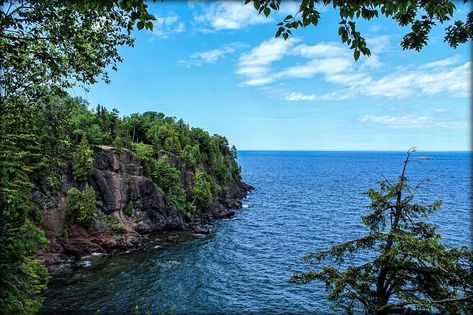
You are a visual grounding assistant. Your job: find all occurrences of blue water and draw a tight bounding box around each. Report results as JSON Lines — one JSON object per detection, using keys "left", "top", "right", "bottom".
{"left": 41, "top": 151, "right": 471, "bottom": 314}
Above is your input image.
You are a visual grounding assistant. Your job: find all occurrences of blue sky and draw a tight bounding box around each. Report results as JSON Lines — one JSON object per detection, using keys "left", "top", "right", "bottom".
{"left": 73, "top": 1, "right": 471, "bottom": 151}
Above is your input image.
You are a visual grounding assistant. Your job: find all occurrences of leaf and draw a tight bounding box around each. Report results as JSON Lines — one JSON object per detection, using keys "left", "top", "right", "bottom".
{"left": 137, "top": 21, "right": 144, "bottom": 30}
{"left": 264, "top": 7, "right": 271, "bottom": 17}
{"left": 354, "top": 49, "right": 360, "bottom": 61}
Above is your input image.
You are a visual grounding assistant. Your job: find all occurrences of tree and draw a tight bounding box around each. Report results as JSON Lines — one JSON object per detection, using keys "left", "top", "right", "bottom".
{"left": 292, "top": 148, "right": 473, "bottom": 314}
{"left": 67, "top": 187, "right": 96, "bottom": 228}
{"left": 71, "top": 135, "right": 94, "bottom": 182}
{"left": 192, "top": 169, "right": 212, "bottom": 209}
{"left": 181, "top": 144, "right": 201, "bottom": 169}
{"left": 248, "top": 0, "right": 473, "bottom": 60}
{"left": 0, "top": 100, "right": 50, "bottom": 314}
{"left": 132, "top": 142, "right": 154, "bottom": 177}
{"left": 1, "top": 0, "right": 155, "bottom": 100}
{"left": 152, "top": 156, "right": 193, "bottom": 213}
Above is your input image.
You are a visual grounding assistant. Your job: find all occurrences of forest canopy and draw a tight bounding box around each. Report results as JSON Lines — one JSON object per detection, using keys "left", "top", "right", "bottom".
{"left": 0, "top": 92, "right": 242, "bottom": 313}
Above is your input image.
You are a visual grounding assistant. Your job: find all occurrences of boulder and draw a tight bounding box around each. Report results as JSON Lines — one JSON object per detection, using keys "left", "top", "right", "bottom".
{"left": 193, "top": 225, "right": 210, "bottom": 234}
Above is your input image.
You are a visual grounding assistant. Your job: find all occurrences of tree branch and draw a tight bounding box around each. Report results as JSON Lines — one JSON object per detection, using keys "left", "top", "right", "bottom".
{"left": 376, "top": 295, "right": 473, "bottom": 313}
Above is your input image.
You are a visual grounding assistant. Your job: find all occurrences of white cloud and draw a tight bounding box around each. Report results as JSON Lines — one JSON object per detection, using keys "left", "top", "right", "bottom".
{"left": 362, "top": 62, "right": 471, "bottom": 98}
{"left": 289, "top": 43, "right": 349, "bottom": 59}
{"left": 419, "top": 56, "right": 462, "bottom": 69}
{"left": 280, "top": 57, "right": 352, "bottom": 78}
{"left": 435, "top": 120, "right": 469, "bottom": 130}
{"left": 237, "top": 37, "right": 298, "bottom": 86}
{"left": 360, "top": 115, "right": 433, "bottom": 128}
{"left": 180, "top": 42, "right": 245, "bottom": 67}
{"left": 366, "top": 35, "right": 391, "bottom": 54}
{"left": 236, "top": 36, "right": 471, "bottom": 100}
{"left": 284, "top": 92, "right": 316, "bottom": 101}
{"left": 192, "top": 1, "right": 270, "bottom": 31}
{"left": 239, "top": 37, "right": 295, "bottom": 67}
{"left": 278, "top": 0, "right": 302, "bottom": 17}
{"left": 152, "top": 14, "right": 185, "bottom": 38}
{"left": 360, "top": 114, "right": 469, "bottom": 130}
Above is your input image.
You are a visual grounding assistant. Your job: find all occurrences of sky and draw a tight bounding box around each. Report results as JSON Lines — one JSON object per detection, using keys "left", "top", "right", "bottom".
{"left": 73, "top": 1, "right": 471, "bottom": 151}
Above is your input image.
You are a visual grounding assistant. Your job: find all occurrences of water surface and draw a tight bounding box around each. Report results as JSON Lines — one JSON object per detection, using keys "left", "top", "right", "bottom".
{"left": 42, "top": 151, "right": 471, "bottom": 314}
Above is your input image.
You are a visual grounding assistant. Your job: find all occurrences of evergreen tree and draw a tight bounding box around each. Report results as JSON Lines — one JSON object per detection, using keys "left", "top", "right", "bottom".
{"left": 192, "top": 169, "right": 212, "bottom": 208}
{"left": 0, "top": 100, "right": 50, "bottom": 314}
{"left": 67, "top": 187, "right": 96, "bottom": 229}
{"left": 292, "top": 148, "right": 473, "bottom": 314}
{"left": 72, "top": 135, "right": 94, "bottom": 182}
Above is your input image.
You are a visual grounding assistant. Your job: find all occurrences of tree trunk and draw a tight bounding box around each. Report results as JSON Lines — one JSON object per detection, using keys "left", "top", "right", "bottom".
{"left": 374, "top": 148, "right": 415, "bottom": 312}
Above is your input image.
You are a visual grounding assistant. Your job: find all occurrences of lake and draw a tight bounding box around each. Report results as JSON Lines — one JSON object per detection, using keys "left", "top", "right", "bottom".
{"left": 41, "top": 151, "right": 471, "bottom": 314}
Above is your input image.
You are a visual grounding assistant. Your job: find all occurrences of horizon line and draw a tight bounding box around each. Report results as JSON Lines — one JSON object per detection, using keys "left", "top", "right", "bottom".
{"left": 236, "top": 149, "right": 471, "bottom": 152}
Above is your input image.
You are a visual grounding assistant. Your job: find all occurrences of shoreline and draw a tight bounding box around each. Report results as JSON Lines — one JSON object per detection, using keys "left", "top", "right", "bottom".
{"left": 34, "top": 146, "right": 253, "bottom": 273}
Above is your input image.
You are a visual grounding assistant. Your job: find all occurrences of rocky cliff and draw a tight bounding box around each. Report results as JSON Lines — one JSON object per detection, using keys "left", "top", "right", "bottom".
{"left": 34, "top": 146, "right": 252, "bottom": 271}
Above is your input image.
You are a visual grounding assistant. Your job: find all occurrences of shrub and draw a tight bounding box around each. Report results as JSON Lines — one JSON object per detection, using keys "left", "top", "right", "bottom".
{"left": 67, "top": 186, "right": 96, "bottom": 228}
{"left": 131, "top": 142, "right": 154, "bottom": 177}
{"left": 111, "top": 222, "right": 126, "bottom": 233}
{"left": 152, "top": 156, "right": 192, "bottom": 212}
{"left": 192, "top": 169, "right": 212, "bottom": 209}
{"left": 124, "top": 201, "right": 134, "bottom": 216}
{"left": 72, "top": 135, "right": 94, "bottom": 181}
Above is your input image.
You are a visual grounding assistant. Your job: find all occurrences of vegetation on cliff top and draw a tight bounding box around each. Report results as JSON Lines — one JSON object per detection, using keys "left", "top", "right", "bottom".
{"left": 0, "top": 93, "right": 243, "bottom": 314}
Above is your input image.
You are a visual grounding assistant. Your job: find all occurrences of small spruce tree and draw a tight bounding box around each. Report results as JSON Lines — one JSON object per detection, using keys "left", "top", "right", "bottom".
{"left": 292, "top": 148, "right": 473, "bottom": 314}
{"left": 72, "top": 135, "right": 94, "bottom": 181}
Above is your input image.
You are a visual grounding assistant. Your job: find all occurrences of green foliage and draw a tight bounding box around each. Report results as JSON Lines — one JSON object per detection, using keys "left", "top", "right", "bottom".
{"left": 111, "top": 222, "right": 127, "bottom": 233}
{"left": 152, "top": 157, "right": 194, "bottom": 213}
{"left": 124, "top": 201, "right": 134, "bottom": 217}
{"left": 0, "top": 99, "right": 51, "bottom": 314}
{"left": 192, "top": 169, "right": 212, "bottom": 208}
{"left": 1, "top": 1, "right": 157, "bottom": 311}
{"left": 72, "top": 135, "right": 94, "bottom": 181}
{"left": 291, "top": 148, "right": 473, "bottom": 314}
{"left": 62, "top": 229, "right": 69, "bottom": 244}
{"left": 248, "top": 0, "right": 472, "bottom": 60}
{"left": 67, "top": 187, "right": 96, "bottom": 228}
{"left": 0, "top": 182, "right": 49, "bottom": 312}
{"left": 2, "top": 4, "right": 241, "bottom": 301}
{"left": 132, "top": 142, "right": 154, "bottom": 177}
{"left": 208, "top": 135, "right": 241, "bottom": 184}
{"left": 0, "top": 256, "right": 50, "bottom": 315}
{"left": 98, "top": 212, "right": 120, "bottom": 231}
{"left": 181, "top": 144, "right": 201, "bottom": 169}
{"left": 1, "top": 1, "right": 156, "bottom": 100}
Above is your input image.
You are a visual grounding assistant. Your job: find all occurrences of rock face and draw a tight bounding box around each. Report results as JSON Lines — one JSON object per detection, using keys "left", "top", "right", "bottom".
{"left": 34, "top": 146, "right": 252, "bottom": 271}
{"left": 88, "top": 146, "right": 185, "bottom": 233}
